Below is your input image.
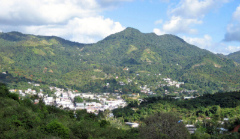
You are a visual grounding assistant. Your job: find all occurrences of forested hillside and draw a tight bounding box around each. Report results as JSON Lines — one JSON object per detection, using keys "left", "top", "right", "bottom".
{"left": 228, "top": 50, "right": 240, "bottom": 63}
{"left": 81, "top": 28, "right": 240, "bottom": 93}
{"left": 1, "top": 28, "right": 240, "bottom": 94}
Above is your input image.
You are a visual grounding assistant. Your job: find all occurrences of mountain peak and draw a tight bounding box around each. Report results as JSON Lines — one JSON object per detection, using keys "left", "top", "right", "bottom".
{"left": 0, "top": 31, "right": 27, "bottom": 41}
{"left": 123, "top": 27, "right": 141, "bottom": 33}
{"left": 117, "top": 27, "right": 143, "bottom": 37}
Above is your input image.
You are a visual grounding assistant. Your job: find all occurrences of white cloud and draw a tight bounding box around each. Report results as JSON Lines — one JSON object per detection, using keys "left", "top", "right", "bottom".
{"left": 224, "top": 5, "right": 240, "bottom": 42}
{"left": 225, "top": 46, "right": 240, "bottom": 53}
{"left": 24, "top": 17, "right": 125, "bottom": 43}
{"left": 224, "top": 23, "right": 240, "bottom": 42}
{"left": 233, "top": 5, "right": 240, "bottom": 22}
{"left": 0, "top": 0, "right": 100, "bottom": 25}
{"left": 162, "top": 16, "right": 202, "bottom": 34}
{"left": 154, "top": 0, "right": 229, "bottom": 35}
{"left": 182, "top": 35, "right": 240, "bottom": 54}
{"left": 0, "top": 0, "right": 128, "bottom": 43}
{"left": 170, "top": 0, "right": 229, "bottom": 18}
{"left": 153, "top": 28, "right": 165, "bottom": 35}
{"left": 182, "top": 35, "right": 212, "bottom": 49}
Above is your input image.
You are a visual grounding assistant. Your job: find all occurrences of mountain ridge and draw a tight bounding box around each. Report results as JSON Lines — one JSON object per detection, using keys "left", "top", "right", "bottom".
{"left": 0, "top": 27, "right": 240, "bottom": 94}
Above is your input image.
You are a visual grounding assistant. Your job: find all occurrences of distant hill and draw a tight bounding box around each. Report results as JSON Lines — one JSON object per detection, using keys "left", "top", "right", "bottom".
{"left": 0, "top": 28, "right": 240, "bottom": 93}
{"left": 0, "top": 31, "right": 88, "bottom": 89}
{"left": 228, "top": 51, "right": 240, "bottom": 63}
{"left": 80, "top": 28, "right": 240, "bottom": 92}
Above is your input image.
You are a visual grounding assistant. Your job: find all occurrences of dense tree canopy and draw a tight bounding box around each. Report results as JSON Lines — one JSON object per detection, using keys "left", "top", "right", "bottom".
{"left": 139, "top": 113, "right": 190, "bottom": 139}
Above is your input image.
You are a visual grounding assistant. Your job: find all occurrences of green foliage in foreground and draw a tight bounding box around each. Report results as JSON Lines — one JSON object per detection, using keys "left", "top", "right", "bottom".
{"left": 139, "top": 113, "right": 190, "bottom": 139}
{"left": 1, "top": 83, "right": 240, "bottom": 138}
{"left": 114, "top": 91, "right": 240, "bottom": 138}
{"left": 0, "top": 83, "right": 198, "bottom": 139}
{"left": 0, "top": 83, "right": 139, "bottom": 139}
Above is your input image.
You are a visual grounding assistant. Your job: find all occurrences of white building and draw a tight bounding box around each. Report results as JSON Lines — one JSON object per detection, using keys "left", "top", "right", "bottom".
{"left": 82, "top": 93, "right": 94, "bottom": 99}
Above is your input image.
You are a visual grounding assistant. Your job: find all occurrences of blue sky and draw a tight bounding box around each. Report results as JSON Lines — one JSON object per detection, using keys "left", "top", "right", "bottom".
{"left": 0, "top": 0, "right": 239, "bottom": 54}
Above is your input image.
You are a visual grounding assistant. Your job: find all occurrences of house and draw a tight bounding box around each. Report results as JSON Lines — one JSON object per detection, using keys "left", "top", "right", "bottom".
{"left": 176, "top": 84, "right": 180, "bottom": 88}
{"left": 178, "top": 82, "right": 184, "bottom": 85}
{"left": 57, "top": 99, "right": 72, "bottom": 108}
{"left": 56, "top": 98, "right": 61, "bottom": 103}
{"left": 19, "top": 91, "right": 26, "bottom": 97}
{"left": 34, "top": 99, "right": 39, "bottom": 104}
{"left": 49, "top": 87, "right": 55, "bottom": 91}
{"left": 141, "top": 90, "right": 147, "bottom": 93}
{"left": 34, "top": 84, "right": 40, "bottom": 86}
{"left": 55, "top": 91, "right": 62, "bottom": 97}
{"left": 163, "top": 78, "right": 171, "bottom": 82}
{"left": 109, "top": 113, "right": 114, "bottom": 118}
{"left": 184, "top": 96, "right": 195, "bottom": 99}
{"left": 82, "top": 93, "right": 94, "bottom": 99}
{"left": 38, "top": 93, "right": 44, "bottom": 98}
{"left": 119, "top": 81, "right": 125, "bottom": 86}
{"left": 62, "top": 93, "right": 68, "bottom": 98}
{"left": 76, "top": 103, "right": 85, "bottom": 108}
{"left": 103, "top": 93, "right": 110, "bottom": 96}
{"left": 206, "top": 117, "right": 211, "bottom": 120}
{"left": 25, "top": 88, "right": 32, "bottom": 94}
{"left": 32, "top": 90, "right": 36, "bottom": 95}
{"left": 9, "top": 89, "right": 16, "bottom": 93}
{"left": 223, "top": 118, "right": 229, "bottom": 121}
{"left": 185, "top": 124, "right": 197, "bottom": 134}
{"left": 125, "top": 122, "right": 139, "bottom": 128}
{"left": 127, "top": 78, "right": 132, "bottom": 83}
{"left": 217, "top": 128, "right": 228, "bottom": 134}
{"left": 44, "top": 97, "right": 54, "bottom": 105}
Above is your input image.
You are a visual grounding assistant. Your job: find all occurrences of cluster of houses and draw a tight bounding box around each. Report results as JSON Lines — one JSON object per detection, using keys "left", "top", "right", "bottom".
{"left": 180, "top": 89, "right": 198, "bottom": 94}
{"left": 13, "top": 85, "right": 127, "bottom": 114}
{"left": 140, "top": 85, "right": 155, "bottom": 95}
{"left": 161, "top": 78, "right": 184, "bottom": 88}
{"left": 139, "top": 78, "right": 185, "bottom": 95}
{"left": 70, "top": 92, "right": 127, "bottom": 112}
{"left": 10, "top": 88, "right": 43, "bottom": 97}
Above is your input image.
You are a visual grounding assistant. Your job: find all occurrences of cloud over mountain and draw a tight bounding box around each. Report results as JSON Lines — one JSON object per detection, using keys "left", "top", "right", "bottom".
{"left": 0, "top": 0, "right": 126, "bottom": 43}
{"left": 154, "top": 0, "right": 229, "bottom": 35}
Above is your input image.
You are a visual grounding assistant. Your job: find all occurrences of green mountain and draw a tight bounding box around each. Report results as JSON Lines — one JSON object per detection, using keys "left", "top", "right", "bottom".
{"left": 80, "top": 28, "right": 240, "bottom": 92}
{"left": 228, "top": 51, "right": 240, "bottom": 63}
{"left": 0, "top": 31, "right": 88, "bottom": 88}
{"left": 0, "top": 28, "right": 240, "bottom": 93}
